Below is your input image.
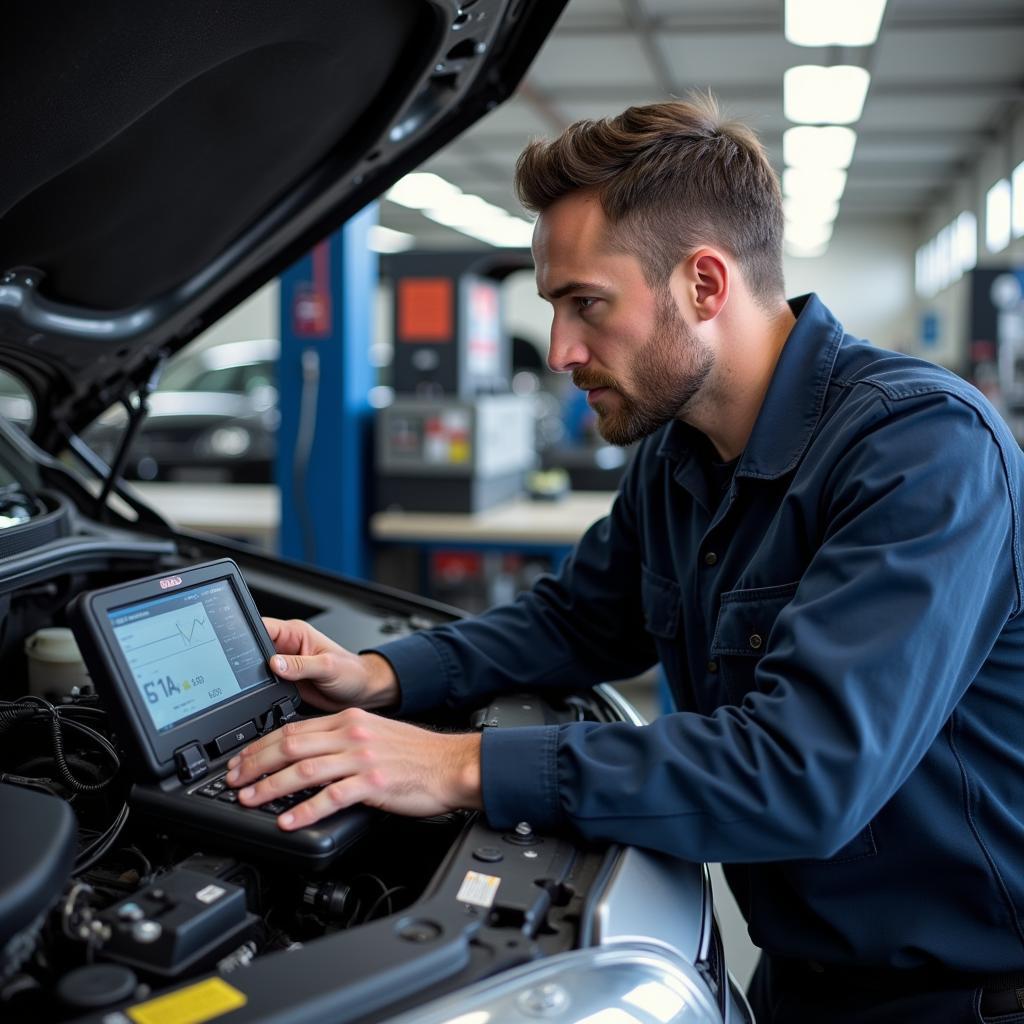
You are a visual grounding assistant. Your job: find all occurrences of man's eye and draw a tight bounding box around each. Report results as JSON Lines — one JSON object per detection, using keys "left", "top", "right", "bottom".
{"left": 575, "top": 297, "right": 598, "bottom": 313}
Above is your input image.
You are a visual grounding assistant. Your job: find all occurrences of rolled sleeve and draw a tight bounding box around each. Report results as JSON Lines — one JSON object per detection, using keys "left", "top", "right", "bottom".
{"left": 480, "top": 725, "right": 563, "bottom": 832}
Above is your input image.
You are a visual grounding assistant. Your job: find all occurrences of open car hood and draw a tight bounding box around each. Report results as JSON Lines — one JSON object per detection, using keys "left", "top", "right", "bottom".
{"left": 0, "top": 0, "right": 564, "bottom": 451}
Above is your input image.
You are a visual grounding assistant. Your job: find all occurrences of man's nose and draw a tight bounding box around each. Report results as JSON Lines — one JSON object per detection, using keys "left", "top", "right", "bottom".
{"left": 547, "top": 319, "right": 589, "bottom": 374}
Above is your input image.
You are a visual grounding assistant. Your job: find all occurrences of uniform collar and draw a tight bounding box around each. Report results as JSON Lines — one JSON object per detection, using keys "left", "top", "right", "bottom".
{"left": 656, "top": 293, "right": 845, "bottom": 481}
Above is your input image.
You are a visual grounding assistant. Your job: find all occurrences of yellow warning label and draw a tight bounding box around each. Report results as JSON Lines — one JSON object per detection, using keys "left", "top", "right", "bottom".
{"left": 127, "top": 978, "right": 247, "bottom": 1024}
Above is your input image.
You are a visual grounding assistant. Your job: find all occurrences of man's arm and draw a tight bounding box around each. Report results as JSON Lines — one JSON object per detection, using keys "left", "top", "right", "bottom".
{"left": 228, "top": 446, "right": 662, "bottom": 822}
{"left": 479, "top": 390, "right": 1023, "bottom": 860}
{"left": 368, "top": 457, "right": 660, "bottom": 718}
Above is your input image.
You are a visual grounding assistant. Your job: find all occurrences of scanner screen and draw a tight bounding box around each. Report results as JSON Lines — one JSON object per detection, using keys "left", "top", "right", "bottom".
{"left": 109, "top": 580, "right": 270, "bottom": 733}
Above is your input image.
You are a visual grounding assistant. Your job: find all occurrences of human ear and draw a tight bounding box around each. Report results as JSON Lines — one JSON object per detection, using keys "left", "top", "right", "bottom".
{"left": 685, "top": 249, "right": 729, "bottom": 321}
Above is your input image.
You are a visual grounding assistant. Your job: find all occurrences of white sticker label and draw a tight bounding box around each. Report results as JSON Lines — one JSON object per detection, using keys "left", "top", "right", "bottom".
{"left": 195, "top": 884, "right": 226, "bottom": 905}
{"left": 456, "top": 870, "right": 501, "bottom": 909}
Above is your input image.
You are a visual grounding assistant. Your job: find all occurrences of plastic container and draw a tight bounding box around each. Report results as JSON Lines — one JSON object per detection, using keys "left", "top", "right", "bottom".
{"left": 25, "top": 627, "right": 92, "bottom": 699}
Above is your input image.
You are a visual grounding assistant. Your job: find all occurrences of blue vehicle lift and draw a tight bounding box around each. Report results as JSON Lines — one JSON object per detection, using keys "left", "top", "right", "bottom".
{"left": 276, "top": 204, "right": 378, "bottom": 578}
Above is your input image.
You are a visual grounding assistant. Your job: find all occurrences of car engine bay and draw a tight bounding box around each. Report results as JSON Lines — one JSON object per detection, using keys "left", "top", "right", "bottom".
{"left": 0, "top": 486, "right": 692, "bottom": 1023}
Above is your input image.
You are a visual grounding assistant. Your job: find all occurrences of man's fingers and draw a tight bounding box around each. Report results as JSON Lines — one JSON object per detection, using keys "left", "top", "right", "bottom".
{"left": 235, "top": 749, "right": 356, "bottom": 808}
{"left": 268, "top": 650, "right": 342, "bottom": 684}
{"left": 277, "top": 776, "right": 371, "bottom": 830}
{"left": 262, "top": 616, "right": 285, "bottom": 643}
{"left": 227, "top": 722, "right": 342, "bottom": 783}
{"left": 262, "top": 617, "right": 338, "bottom": 657}
{"left": 262, "top": 616, "right": 314, "bottom": 653}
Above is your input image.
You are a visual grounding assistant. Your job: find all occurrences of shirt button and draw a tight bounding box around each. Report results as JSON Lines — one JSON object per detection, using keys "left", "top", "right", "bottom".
{"left": 706, "top": 660, "right": 718, "bottom": 673}
{"left": 748, "top": 634, "right": 763, "bottom": 650}
{"left": 703, "top": 551, "right": 718, "bottom": 566}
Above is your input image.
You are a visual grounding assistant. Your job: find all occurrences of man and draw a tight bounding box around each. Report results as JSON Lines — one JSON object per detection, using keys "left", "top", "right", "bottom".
{"left": 226, "top": 97, "right": 1024, "bottom": 1022}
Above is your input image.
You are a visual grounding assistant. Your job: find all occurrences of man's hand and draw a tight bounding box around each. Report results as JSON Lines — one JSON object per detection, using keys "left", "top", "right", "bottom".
{"left": 226, "top": 709, "right": 482, "bottom": 826}
{"left": 263, "top": 617, "right": 400, "bottom": 712}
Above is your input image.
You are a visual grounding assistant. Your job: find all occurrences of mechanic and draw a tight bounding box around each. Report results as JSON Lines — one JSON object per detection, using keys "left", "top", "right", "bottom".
{"left": 227, "top": 97, "right": 1024, "bottom": 1023}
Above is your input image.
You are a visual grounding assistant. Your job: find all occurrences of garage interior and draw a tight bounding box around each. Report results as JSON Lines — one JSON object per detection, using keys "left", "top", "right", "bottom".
{"left": 7, "top": 0, "right": 1024, "bottom": 1009}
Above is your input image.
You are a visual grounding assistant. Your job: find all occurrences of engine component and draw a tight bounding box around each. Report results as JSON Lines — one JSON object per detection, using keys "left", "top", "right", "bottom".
{"left": 0, "top": 783, "right": 76, "bottom": 979}
{"left": 302, "top": 880, "right": 353, "bottom": 923}
{"left": 57, "top": 964, "right": 139, "bottom": 1010}
{"left": 96, "top": 867, "right": 256, "bottom": 979}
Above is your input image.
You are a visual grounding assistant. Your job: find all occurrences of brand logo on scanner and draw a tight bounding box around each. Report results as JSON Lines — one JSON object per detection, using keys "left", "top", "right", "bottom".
{"left": 159, "top": 576, "right": 183, "bottom": 590}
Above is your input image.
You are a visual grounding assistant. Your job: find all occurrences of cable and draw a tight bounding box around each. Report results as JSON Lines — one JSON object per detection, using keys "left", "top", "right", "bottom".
{"left": 0, "top": 696, "right": 118, "bottom": 792}
{"left": 57, "top": 717, "right": 120, "bottom": 773}
{"left": 362, "top": 885, "right": 406, "bottom": 923}
{"left": 75, "top": 803, "right": 130, "bottom": 873}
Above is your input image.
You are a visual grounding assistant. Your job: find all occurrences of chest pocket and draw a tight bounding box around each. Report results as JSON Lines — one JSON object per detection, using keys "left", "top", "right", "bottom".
{"left": 641, "top": 565, "right": 681, "bottom": 638}
{"left": 713, "top": 582, "right": 878, "bottom": 866}
{"left": 711, "top": 582, "right": 800, "bottom": 701}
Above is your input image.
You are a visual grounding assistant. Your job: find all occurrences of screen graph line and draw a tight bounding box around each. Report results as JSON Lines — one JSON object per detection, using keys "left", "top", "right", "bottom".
{"left": 120, "top": 616, "right": 209, "bottom": 656}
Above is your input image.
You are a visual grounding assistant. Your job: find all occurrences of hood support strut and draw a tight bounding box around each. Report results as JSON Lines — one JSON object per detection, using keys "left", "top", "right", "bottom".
{"left": 97, "top": 355, "right": 166, "bottom": 507}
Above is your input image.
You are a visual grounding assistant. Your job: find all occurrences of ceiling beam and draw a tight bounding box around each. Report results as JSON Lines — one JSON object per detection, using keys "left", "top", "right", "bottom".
{"left": 465, "top": 126, "right": 998, "bottom": 147}
{"left": 554, "top": 8, "right": 1024, "bottom": 37}
{"left": 516, "top": 81, "right": 569, "bottom": 133}
{"left": 532, "top": 80, "right": 1024, "bottom": 104}
{"left": 621, "top": 0, "right": 676, "bottom": 96}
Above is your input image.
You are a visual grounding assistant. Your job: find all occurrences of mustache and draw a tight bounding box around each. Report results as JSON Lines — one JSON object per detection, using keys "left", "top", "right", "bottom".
{"left": 572, "top": 369, "right": 619, "bottom": 392}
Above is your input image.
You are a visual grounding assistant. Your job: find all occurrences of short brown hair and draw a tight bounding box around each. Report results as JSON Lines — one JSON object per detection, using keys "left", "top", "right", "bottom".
{"left": 514, "top": 94, "right": 784, "bottom": 306}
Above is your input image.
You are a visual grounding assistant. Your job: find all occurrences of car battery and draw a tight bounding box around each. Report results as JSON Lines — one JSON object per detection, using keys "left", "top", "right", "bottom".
{"left": 97, "top": 867, "right": 256, "bottom": 978}
{"left": 375, "top": 394, "right": 535, "bottom": 512}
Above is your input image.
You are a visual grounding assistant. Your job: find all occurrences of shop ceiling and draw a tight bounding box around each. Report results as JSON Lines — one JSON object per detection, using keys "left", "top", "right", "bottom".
{"left": 380, "top": 0, "right": 1024, "bottom": 250}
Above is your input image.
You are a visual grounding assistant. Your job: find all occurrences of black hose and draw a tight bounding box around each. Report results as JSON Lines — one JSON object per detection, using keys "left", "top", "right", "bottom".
{"left": 0, "top": 698, "right": 117, "bottom": 792}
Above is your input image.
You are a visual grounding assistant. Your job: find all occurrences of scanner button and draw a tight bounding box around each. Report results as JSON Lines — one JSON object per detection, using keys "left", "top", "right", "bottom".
{"left": 214, "top": 721, "right": 258, "bottom": 756}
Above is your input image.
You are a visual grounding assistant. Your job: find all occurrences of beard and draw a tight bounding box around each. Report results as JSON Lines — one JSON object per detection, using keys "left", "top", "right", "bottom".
{"left": 572, "top": 291, "right": 714, "bottom": 447}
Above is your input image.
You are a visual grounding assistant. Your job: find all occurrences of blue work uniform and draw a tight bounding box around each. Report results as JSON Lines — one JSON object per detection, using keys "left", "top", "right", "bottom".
{"left": 376, "top": 294, "right": 1024, "bottom": 982}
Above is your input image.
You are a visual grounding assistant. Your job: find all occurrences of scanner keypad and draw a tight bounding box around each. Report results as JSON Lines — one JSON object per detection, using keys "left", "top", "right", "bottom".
{"left": 192, "top": 772, "right": 319, "bottom": 817}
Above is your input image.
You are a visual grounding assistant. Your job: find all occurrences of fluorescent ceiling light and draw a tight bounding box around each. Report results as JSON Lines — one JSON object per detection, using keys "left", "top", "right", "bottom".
{"left": 783, "top": 166, "right": 847, "bottom": 204}
{"left": 385, "top": 172, "right": 462, "bottom": 209}
{"left": 784, "top": 126, "right": 857, "bottom": 169}
{"left": 936, "top": 223, "right": 956, "bottom": 285}
{"left": 785, "top": 0, "right": 888, "bottom": 46}
{"left": 1013, "top": 160, "right": 1024, "bottom": 239}
{"left": 915, "top": 242, "right": 936, "bottom": 298}
{"left": 388, "top": 171, "right": 534, "bottom": 249}
{"left": 461, "top": 216, "right": 536, "bottom": 248}
{"left": 955, "top": 211, "right": 977, "bottom": 275}
{"left": 986, "top": 178, "right": 1012, "bottom": 253}
{"left": 785, "top": 220, "right": 833, "bottom": 249}
{"left": 786, "top": 239, "right": 830, "bottom": 259}
{"left": 367, "top": 225, "right": 415, "bottom": 253}
{"left": 784, "top": 196, "right": 840, "bottom": 223}
{"left": 424, "top": 194, "right": 507, "bottom": 229}
{"left": 784, "top": 66, "right": 871, "bottom": 125}
{"left": 917, "top": 241, "right": 933, "bottom": 297}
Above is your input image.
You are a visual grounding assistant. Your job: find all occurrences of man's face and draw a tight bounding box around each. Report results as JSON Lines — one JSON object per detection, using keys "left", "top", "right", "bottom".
{"left": 534, "top": 191, "right": 714, "bottom": 446}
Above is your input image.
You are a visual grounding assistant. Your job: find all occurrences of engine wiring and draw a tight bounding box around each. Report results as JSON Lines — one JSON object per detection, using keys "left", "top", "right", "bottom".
{"left": 75, "top": 803, "right": 130, "bottom": 873}
{"left": 363, "top": 885, "right": 406, "bottom": 923}
{"left": 0, "top": 695, "right": 120, "bottom": 794}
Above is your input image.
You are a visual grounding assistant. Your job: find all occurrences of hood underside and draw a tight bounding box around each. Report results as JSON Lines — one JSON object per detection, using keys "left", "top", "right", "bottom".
{"left": 0, "top": 0, "right": 564, "bottom": 449}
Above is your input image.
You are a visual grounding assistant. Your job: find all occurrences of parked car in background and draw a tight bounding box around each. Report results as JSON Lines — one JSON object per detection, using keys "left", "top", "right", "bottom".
{"left": 82, "top": 338, "right": 279, "bottom": 483}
